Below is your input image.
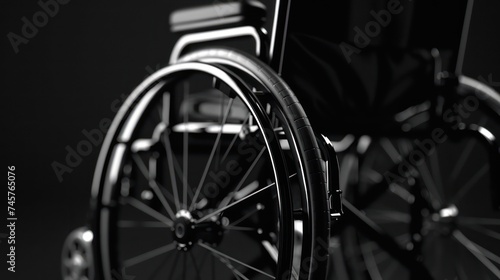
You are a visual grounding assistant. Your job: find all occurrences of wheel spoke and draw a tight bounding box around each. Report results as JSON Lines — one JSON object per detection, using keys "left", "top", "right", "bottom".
{"left": 462, "top": 237, "right": 500, "bottom": 266}
{"left": 380, "top": 138, "right": 402, "bottom": 163}
{"left": 234, "top": 181, "right": 260, "bottom": 201}
{"left": 417, "top": 160, "right": 444, "bottom": 207}
{"left": 370, "top": 248, "right": 391, "bottom": 265}
{"left": 190, "top": 98, "right": 235, "bottom": 210}
{"left": 388, "top": 183, "right": 415, "bottom": 204}
{"left": 428, "top": 151, "right": 444, "bottom": 195}
{"left": 161, "top": 127, "right": 181, "bottom": 212}
{"left": 217, "top": 147, "right": 266, "bottom": 209}
{"left": 455, "top": 262, "right": 468, "bottom": 280}
{"left": 382, "top": 260, "right": 399, "bottom": 280}
{"left": 363, "top": 168, "right": 383, "bottom": 184}
{"left": 360, "top": 241, "right": 384, "bottom": 280}
{"left": 122, "top": 242, "right": 176, "bottom": 268}
{"left": 211, "top": 252, "right": 215, "bottom": 280}
{"left": 188, "top": 252, "right": 203, "bottom": 280}
{"left": 162, "top": 92, "right": 171, "bottom": 126}
{"left": 449, "top": 140, "right": 476, "bottom": 187}
{"left": 198, "top": 242, "right": 275, "bottom": 279}
{"left": 196, "top": 173, "right": 294, "bottom": 224}
{"left": 183, "top": 252, "right": 187, "bottom": 279}
{"left": 195, "top": 179, "right": 276, "bottom": 224}
{"left": 172, "top": 149, "right": 194, "bottom": 200}
{"left": 261, "top": 240, "right": 278, "bottom": 263}
{"left": 229, "top": 204, "right": 261, "bottom": 226}
{"left": 148, "top": 155, "right": 176, "bottom": 204}
{"left": 394, "top": 233, "right": 411, "bottom": 244}
{"left": 125, "top": 197, "right": 173, "bottom": 227}
{"left": 132, "top": 154, "right": 176, "bottom": 219}
{"left": 221, "top": 114, "right": 251, "bottom": 163}
{"left": 224, "top": 226, "right": 258, "bottom": 231}
{"left": 130, "top": 152, "right": 174, "bottom": 203}
{"left": 147, "top": 252, "right": 172, "bottom": 280}
{"left": 453, "top": 230, "right": 500, "bottom": 277}
{"left": 450, "top": 164, "right": 489, "bottom": 204}
{"left": 117, "top": 220, "right": 170, "bottom": 228}
{"left": 459, "top": 217, "right": 500, "bottom": 226}
{"left": 367, "top": 209, "right": 411, "bottom": 224}
{"left": 450, "top": 117, "right": 489, "bottom": 185}
{"left": 212, "top": 253, "right": 247, "bottom": 280}
{"left": 183, "top": 82, "right": 189, "bottom": 209}
{"left": 460, "top": 223, "right": 500, "bottom": 241}
{"left": 151, "top": 180, "right": 177, "bottom": 220}
{"left": 195, "top": 249, "right": 212, "bottom": 272}
{"left": 167, "top": 251, "right": 180, "bottom": 279}
{"left": 397, "top": 139, "right": 413, "bottom": 156}
{"left": 216, "top": 89, "right": 226, "bottom": 168}
{"left": 131, "top": 152, "right": 152, "bottom": 179}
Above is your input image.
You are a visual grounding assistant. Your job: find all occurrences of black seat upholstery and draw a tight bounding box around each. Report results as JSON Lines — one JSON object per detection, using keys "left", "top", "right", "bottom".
{"left": 170, "top": 1, "right": 266, "bottom": 33}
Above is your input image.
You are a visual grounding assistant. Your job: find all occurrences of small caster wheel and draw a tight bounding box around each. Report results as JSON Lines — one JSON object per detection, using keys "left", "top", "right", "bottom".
{"left": 61, "top": 227, "right": 95, "bottom": 280}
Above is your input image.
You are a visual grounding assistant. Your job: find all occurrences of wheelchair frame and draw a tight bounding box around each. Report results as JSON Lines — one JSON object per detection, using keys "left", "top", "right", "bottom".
{"left": 61, "top": 1, "right": 500, "bottom": 280}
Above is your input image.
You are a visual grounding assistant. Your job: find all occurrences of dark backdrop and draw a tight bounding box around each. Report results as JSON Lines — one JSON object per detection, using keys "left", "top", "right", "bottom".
{"left": 1, "top": 0, "right": 499, "bottom": 279}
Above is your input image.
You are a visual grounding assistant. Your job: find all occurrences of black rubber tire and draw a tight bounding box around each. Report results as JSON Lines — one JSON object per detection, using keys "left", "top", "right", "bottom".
{"left": 179, "top": 48, "right": 331, "bottom": 280}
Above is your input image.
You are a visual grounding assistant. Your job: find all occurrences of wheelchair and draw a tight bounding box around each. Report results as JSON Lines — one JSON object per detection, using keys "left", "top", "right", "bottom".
{"left": 62, "top": 1, "right": 500, "bottom": 279}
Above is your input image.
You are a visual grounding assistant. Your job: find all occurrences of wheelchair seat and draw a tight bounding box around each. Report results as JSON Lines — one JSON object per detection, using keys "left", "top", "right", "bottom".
{"left": 281, "top": 0, "right": 468, "bottom": 134}
{"left": 170, "top": 0, "right": 266, "bottom": 33}
{"left": 283, "top": 34, "right": 436, "bottom": 134}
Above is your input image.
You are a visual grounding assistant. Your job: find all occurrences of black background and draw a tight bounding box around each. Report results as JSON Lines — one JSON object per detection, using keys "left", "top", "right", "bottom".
{"left": 1, "top": 0, "right": 499, "bottom": 279}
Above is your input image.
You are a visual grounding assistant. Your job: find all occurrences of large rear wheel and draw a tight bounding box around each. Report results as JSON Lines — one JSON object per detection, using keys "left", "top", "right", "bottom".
{"left": 339, "top": 77, "right": 500, "bottom": 280}
{"left": 90, "top": 49, "right": 330, "bottom": 280}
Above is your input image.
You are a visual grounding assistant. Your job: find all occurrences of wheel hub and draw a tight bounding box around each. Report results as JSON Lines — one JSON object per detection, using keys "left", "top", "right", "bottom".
{"left": 69, "top": 252, "right": 86, "bottom": 277}
{"left": 172, "top": 210, "right": 223, "bottom": 251}
{"left": 424, "top": 204, "right": 459, "bottom": 236}
{"left": 173, "top": 210, "right": 195, "bottom": 250}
